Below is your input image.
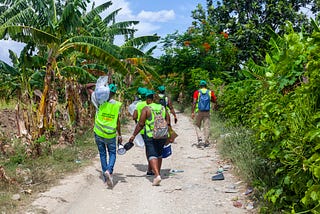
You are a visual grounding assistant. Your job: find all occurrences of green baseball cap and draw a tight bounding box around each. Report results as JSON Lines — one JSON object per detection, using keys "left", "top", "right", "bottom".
{"left": 199, "top": 80, "right": 207, "bottom": 86}
{"left": 157, "top": 85, "right": 165, "bottom": 92}
{"left": 145, "top": 89, "right": 155, "bottom": 97}
{"left": 109, "top": 84, "right": 117, "bottom": 93}
{"left": 137, "top": 87, "right": 148, "bottom": 95}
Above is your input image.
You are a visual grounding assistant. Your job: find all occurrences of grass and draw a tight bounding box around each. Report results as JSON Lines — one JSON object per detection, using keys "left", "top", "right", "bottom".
{"left": 0, "top": 99, "right": 17, "bottom": 109}
{"left": 0, "top": 129, "right": 97, "bottom": 213}
{"left": 210, "top": 111, "right": 263, "bottom": 185}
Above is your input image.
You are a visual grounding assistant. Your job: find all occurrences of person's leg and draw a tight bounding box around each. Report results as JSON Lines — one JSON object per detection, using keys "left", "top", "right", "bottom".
{"left": 149, "top": 158, "right": 160, "bottom": 176}
{"left": 203, "top": 112, "right": 210, "bottom": 145}
{"left": 145, "top": 138, "right": 162, "bottom": 186}
{"left": 104, "top": 137, "right": 116, "bottom": 187}
{"left": 106, "top": 137, "right": 117, "bottom": 174}
{"left": 195, "top": 112, "right": 204, "bottom": 143}
{"left": 144, "top": 135, "right": 154, "bottom": 176}
{"left": 158, "top": 158, "right": 162, "bottom": 173}
{"left": 95, "top": 134, "right": 107, "bottom": 181}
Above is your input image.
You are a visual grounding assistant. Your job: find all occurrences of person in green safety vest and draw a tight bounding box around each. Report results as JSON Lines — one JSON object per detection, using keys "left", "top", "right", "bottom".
{"left": 132, "top": 87, "right": 148, "bottom": 123}
{"left": 93, "top": 83, "right": 122, "bottom": 188}
{"left": 156, "top": 85, "right": 178, "bottom": 124}
{"left": 128, "top": 89, "right": 171, "bottom": 186}
{"left": 132, "top": 87, "right": 155, "bottom": 176}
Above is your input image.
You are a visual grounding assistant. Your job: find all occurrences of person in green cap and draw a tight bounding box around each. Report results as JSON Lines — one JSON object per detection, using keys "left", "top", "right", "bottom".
{"left": 156, "top": 85, "right": 178, "bottom": 124}
{"left": 93, "top": 83, "right": 122, "bottom": 188}
{"left": 129, "top": 89, "right": 171, "bottom": 186}
{"left": 191, "top": 80, "right": 217, "bottom": 147}
{"left": 132, "top": 87, "right": 148, "bottom": 123}
{"left": 132, "top": 87, "right": 154, "bottom": 175}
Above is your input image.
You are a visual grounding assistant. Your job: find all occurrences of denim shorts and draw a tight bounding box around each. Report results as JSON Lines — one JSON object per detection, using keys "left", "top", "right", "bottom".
{"left": 144, "top": 137, "right": 166, "bottom": 160}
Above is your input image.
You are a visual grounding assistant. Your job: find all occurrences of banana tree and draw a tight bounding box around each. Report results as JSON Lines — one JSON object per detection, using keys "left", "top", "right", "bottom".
{"left": 0, "top": 0, "right": 130, "bottom": 140}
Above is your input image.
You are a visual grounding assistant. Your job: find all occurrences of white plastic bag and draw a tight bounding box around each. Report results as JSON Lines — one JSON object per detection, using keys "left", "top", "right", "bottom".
{"left": 128, "top": 100, "right": 139, "bottom": 116}
{"left": 94, "top": 76, "right": 110, "bottom": 105}
{"left": 134, "top": 133, "right": 145, "bottom": 148}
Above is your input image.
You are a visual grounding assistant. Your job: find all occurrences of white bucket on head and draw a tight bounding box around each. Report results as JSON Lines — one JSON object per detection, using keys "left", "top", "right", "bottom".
{"left": 134, "top": 134, "right": 145, "bottom": 147}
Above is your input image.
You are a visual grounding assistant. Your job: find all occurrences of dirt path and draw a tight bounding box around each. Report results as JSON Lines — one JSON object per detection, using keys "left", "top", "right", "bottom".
{"left": 25, "top": 112, "right": 254, "bottom": 214}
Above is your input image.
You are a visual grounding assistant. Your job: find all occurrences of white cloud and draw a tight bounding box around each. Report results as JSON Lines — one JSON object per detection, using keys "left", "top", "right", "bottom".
{"left": 0, "top": 40, "right": 25, "bottom": 64}
{"left": 137, "top": 10, "right": 175, "bottom": 23}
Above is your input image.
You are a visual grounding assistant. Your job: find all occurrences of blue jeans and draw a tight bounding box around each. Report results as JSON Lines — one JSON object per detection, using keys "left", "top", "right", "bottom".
{"left": 95, "top": 134, "right": 117, "bottom": 177}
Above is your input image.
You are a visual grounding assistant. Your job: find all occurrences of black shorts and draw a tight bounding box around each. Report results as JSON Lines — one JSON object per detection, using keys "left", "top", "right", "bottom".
{"left": 145, "top": 137, "right": 166, "bottom": 160}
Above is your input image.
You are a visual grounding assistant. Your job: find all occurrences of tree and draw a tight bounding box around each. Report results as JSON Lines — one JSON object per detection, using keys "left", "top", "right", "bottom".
{"left": 0, "top": 0, "right": 159, "bottom": 154}
{"left": 197, "top": 0, "right": 318, "bottom": 65}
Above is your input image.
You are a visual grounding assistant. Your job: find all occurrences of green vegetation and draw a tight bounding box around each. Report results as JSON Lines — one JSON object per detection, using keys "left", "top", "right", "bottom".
{"left": 1, "top": 0, "right": 320, "bottom": 212}
{"left": 0, "top": 129, "right": 97, "bottom": 212}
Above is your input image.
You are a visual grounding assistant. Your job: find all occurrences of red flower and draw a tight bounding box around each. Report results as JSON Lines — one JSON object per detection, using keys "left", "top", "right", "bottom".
{"left": 202, "top": 42, "right": 210, "bottom": 52}
{"left": 220, "top": 32, "right": 228, "bottom": 39}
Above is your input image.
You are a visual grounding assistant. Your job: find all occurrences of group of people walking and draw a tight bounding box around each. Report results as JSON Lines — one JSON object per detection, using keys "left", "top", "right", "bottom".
{"left": 89, "top": 80, "right": 216, "bottom": 188}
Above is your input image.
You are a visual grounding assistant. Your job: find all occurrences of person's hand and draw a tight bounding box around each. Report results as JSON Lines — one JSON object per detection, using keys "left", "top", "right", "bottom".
{"left": 129, "top": 135, "right": 135, "bottom": 143}
{"left": 174, "top": 117, "right": 178, "bottom": 124}
{"left": 212, "top": 103, "right": 218, "bottom": 111}
{"left": 191, "top": 112, "right": 195, "bottom": 119}
{"left": 117, "top": 136, "right": 123, "bottom": 144}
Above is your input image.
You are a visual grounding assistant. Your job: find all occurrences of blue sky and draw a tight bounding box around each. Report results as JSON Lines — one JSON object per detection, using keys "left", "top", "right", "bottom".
{"left": 0, "top": 0, "right": 207, "bottom": 64}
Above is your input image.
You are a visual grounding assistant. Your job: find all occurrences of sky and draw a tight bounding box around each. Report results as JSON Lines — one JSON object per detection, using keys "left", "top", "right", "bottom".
{"left": 0, "top": 0, "right": 207, "bottom": 64}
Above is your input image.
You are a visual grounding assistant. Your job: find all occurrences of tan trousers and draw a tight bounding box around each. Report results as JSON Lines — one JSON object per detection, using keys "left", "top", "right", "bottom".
{"left": 195, "top": 111, "right": 210, "bottom": 143}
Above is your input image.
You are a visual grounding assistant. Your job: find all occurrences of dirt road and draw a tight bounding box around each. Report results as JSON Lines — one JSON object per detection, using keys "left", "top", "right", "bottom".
{"left": 25, "top": 112, "right": 254, "bottom": 214}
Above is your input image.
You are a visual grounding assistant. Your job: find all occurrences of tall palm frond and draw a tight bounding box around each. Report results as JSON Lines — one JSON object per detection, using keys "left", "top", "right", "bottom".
{"left": 145, "top": 45, "right": 158, "bottom": 56}
{"left": 60, "top": 42, "right": 128, "bottom": 75}
{"left": 0, "top": 0, "right": 28, "bottom": 25}
{"left": 102, "top": 7, "right": 121, "bottom": 25}
{"left": 122, "top": 35, "right": 160, "bottom": 49}
{"left": 0, "top": 25, "right": 59, "bottom": 43}
{"left": 83, "top": 1, "right": 112, "bottom": 25}
{"left": 63, "top": 36, "right": 121, "bottom": 58}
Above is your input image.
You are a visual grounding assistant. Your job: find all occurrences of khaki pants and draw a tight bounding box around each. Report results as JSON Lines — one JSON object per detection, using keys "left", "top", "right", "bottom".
{"left": 195, "top": 111, "right": 210, "bottom": 143}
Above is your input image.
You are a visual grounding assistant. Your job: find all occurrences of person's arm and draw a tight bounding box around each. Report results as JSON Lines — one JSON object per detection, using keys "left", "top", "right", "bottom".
{"left": 116, "top": 114, "right": 122, "bottom": 144}
{"left": 191, "top": 90, "right": 198, "bottom": 119}
{"left": 211, "top": 90, "right": 217, "bottom": 103}
{"left": 129, "top": 107, "right": 148, "bottom": 142}
{"left": 167, "top": 98, "right": 177, "bottom": 123}
{"left": 132, "top": 109, "right": 138, "bottom": 123}
{"left": 165, "top": 109, "right": 171, "bottom": 127}
{"left": 210, "top": 90, "right": 217, "bottom": 110}
{"left": 85, "top": 83, "right": 96, "bottom": 95}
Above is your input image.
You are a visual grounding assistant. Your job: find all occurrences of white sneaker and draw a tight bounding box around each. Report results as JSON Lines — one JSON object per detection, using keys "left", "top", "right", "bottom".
{"left": 105, "top": 171, "right": 113, "bottom": 188}
{"left": 152, "top": 175, "right": 161, "bottom": 186}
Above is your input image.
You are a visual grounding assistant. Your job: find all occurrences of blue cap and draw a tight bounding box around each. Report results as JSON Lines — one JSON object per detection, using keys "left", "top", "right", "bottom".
{"left": 199, "top": 80, "right": 207, "bottom": 86}
{"left": 109, "top": 84, "right": 117, "bottom": 93}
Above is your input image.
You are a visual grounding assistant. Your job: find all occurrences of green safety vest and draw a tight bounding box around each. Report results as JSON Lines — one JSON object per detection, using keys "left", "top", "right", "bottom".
{"left": 145, "top": 103, "right": 166, "bottom": 138}
{"left": 94, "top": 100, "right": 122, "bottom": 139}
{"left": 136, "top": 100, "right": 147, "bottom": 135}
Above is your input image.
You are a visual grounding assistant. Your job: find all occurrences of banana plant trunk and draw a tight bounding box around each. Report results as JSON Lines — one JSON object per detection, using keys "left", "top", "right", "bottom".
{"left": 37, "top": 57, "right": 55, "bottom": 137}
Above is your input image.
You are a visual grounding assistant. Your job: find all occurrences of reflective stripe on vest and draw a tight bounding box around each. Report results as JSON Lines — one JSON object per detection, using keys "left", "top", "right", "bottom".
{"left": 94, "top": 100, "right": 122, "bottom": 139}
{"left": 145, "top": 103, "right": 166, "bottom": 138}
